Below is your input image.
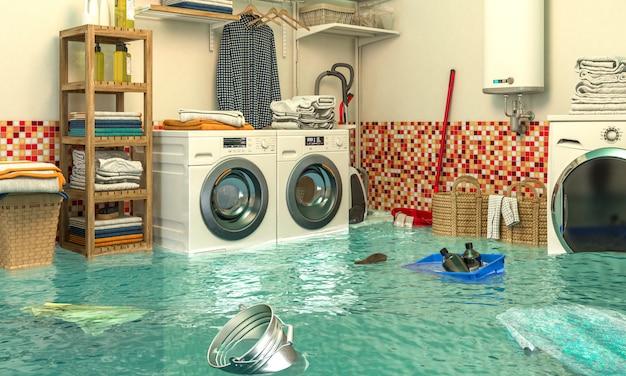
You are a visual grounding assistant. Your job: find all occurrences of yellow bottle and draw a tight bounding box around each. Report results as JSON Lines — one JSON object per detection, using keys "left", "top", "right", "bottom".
{"left": 113, "top": 43, "right": 126, "bottom": 82}
{"left": 94, "top": 43, "right": 104, "bottom": 82}
{"left": 115, "top": 0, "right": 126, "bottom": 27}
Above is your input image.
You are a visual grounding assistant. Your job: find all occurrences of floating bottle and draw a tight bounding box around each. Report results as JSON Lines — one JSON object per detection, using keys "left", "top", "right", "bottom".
{"left": 124, "top": 43, "right": 131, "bottom": 82}
{"left": 94, "top": 43, "right": 104, "bottom": 81}
{"left": 440, "top": 248, "right": 470, "bottom": 273}
{"left": 462, "top": 242, "right": 483, "bottom": 272}
{"left": 113, "top": 42, "right": 126, "bottom": 82}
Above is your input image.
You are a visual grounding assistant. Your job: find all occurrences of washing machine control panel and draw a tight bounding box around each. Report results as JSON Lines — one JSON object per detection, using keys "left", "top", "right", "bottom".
{"left": 601, "top": 126, "right": 622, "bottom": 143}
{"left": 303, "top": 134, "right": 349, "bottom": 151}
{"left": 223, "top": 136, "right": 276, "bottom": 153}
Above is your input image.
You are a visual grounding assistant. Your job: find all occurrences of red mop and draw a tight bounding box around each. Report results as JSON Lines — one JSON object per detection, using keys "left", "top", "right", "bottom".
{"left": 391, "top": 69, "right": 456, "bottom": 226}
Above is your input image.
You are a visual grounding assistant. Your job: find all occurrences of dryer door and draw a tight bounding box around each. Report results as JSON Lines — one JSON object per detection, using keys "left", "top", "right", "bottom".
{"left": 286, "top": 155, "right": 342, "bottom": 229}
{"left": 552, "top": 147, "right": 626, "bottom": 252}
{"left": 199, "top": 158, "right": 268, "bottom": 240}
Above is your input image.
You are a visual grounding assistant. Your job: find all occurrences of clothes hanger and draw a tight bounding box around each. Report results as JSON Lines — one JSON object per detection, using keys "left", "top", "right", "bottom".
{"left": 247, "top": 6, "right": 283, "bottom": 27}
{"left": 255, "top": 7, "right": 309, "bottom": 30}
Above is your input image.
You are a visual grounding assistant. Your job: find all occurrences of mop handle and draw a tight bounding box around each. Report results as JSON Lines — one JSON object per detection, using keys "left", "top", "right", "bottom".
{"left": 433, "top": 69, "right": 456, "bottom": 194}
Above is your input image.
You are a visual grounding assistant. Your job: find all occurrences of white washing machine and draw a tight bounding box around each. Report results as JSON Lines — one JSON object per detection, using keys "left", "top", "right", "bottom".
{"left": 548, "top": 115, "right": 626, "bottom": 254}
{"left": 152, "top": 130, "right": 277, "bottom": 254}
{"left": 276, "top": 129, "right": 350, "bottom": 242}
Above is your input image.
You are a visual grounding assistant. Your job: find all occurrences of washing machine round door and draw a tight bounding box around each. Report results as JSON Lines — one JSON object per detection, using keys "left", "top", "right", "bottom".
{"left": 199, "top": 159, "right": 268, "bottom": 240}
{"left": 286, "top": 155, "right": 342, "bottom": 229}
{"left": 552, "top": 147, "right": 626, "bottom": 252}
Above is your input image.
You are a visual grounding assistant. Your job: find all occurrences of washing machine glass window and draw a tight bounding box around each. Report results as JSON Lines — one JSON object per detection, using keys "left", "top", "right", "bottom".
{"left": 287, "top": 155, "right": 342, "bottom": 230}
{"left": 552, "top": 147, "right": 626, "bottom": 252}
{"left": 200, "top": 158, "right": 269, "bottom": 240}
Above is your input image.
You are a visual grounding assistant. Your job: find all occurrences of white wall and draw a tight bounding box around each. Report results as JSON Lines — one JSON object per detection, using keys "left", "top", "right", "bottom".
{"left": 361, "top": 0, "right": 626, "bottom": 122}
{"left": 3, "top": 0, "right": 626, "bottom": 122}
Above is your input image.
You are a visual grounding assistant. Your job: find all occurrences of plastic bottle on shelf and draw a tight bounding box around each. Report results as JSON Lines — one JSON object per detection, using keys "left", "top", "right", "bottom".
{"left": 115, "top": 0, "right": 126, "bottom": 27}
{"left": 462, "top": 242, "right": 483, "bottom": 272}
{"left": 126, "top": 0, "right": 135, "bottom": 28}
{"left": 440, "top": 248, "right": 470, "bottom": 272}
{"left": 99, "top": 0, "right": 111, "bottom": 26}
{"left": 94, "top": 43, "right": 105, "bottom": 81}
{"left": 113, "top": 42, "right": 126, "bottom": 82}
{"left": 124, "top": 43, "right": 132, "bottom": 82}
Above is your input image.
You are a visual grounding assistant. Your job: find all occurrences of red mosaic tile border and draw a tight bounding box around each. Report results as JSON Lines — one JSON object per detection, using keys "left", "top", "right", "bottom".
{"left": 1, "top": 119, "right": 549, "bottom": 217}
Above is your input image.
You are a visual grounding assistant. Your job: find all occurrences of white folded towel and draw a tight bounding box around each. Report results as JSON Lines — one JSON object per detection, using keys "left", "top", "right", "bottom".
{"left": 502, "top": 197, "right": 520, "bottom": 226}
{"left": 178, "top": 109, "right": 245, "bottom": 127}
{"left": 575, "top": 56, "right": 626, "bottom": 73}
{"left": 487, "top": 195, "right": 504, "bottom": 239}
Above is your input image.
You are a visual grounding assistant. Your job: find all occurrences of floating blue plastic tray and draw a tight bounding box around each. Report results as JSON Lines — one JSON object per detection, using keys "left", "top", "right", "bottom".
{"left": 402, "top": 253, "right": 505, "bottom": 281}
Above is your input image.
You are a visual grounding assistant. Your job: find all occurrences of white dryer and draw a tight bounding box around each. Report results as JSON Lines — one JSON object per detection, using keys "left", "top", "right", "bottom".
{"left": 276, "top": 129, "right": 350, "bottom": 242}
{"left": 548, "top": 115, "right": 626, "bottom": 254}
{"left": 152, "top": 130, "right": 277, "bottom": 254}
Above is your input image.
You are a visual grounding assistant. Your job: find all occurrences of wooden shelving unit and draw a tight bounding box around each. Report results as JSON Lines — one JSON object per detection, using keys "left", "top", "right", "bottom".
{"left": 58, "top": 24, "right": 153, "bottom": 258}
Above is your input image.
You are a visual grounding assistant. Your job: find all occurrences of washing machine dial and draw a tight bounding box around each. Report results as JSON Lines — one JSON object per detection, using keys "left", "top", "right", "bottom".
{"left": 260, "top": 139, "right": 269, "bottom": 149}
{"left": 603, "top": 127, "right": 621, "bottom": 143}
{"left": 335, "top": 137, "right": 344, "bottom": 147}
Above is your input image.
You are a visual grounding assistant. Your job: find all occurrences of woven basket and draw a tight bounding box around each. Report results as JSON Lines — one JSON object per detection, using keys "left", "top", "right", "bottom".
{"left": 500, "top": 179, "right": 548, "bottom": 246}
{"left": 0, "top": 193, "right": 63, "bottom": 269}
{"left": 432, "top": 175, "right": 488, "bottom": 237}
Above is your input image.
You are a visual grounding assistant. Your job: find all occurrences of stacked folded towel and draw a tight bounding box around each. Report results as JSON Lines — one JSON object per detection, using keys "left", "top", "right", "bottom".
{"left": 571, "top": 56, "right": 626, "bottom": 114}
{"left": 69, "top": 149, "right": 143, "bottom": 191}
{"left": 69, "top": 111, "right": 143, "bottom": 137}
{"left": 163, "top": 109, "right": 251, "bottom": 130}
{"left": 0, "top": 161, "right": 66, "bottom": 194}
{"left": 270, "top": 96, "right": 336, "bottom": 129}
{"left": 487, "top": 195, "right": 520, "bottom": 240}
{"left": 161, "top": 0, "right": 232, "bottom": 14}
{"left": 68, "top": 215, "right": 143, "bottom": 247}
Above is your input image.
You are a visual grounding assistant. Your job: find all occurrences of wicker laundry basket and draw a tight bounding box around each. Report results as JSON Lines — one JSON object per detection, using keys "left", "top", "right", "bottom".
{"left": 432, "top": 175, "right": 489, "bottom": 238}
{"left": 0, "top": 193, "right": 63, "bottom": 269}
{"left": 500, "top": 179, "right": 548, "bottom": 246}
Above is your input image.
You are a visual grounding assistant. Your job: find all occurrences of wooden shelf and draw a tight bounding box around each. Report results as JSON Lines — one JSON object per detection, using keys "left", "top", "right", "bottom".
{"left": 296, "top": 23, "right": 399, "bottom": 46}
{"left": 59, "top": 25, "right": 153, "bottom": 258}
{"left": 135, "top": 4, "right": 237, "bottom": 24}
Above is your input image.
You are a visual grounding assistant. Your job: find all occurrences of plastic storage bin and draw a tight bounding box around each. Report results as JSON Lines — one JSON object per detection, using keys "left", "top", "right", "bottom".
{"left": 402, "top": 253, "right": 506, "bottom": 281}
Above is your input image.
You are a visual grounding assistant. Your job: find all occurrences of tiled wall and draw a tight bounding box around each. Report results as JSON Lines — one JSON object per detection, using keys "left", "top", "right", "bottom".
{"left": 356, "top": 121, "right": 549, "bottom": 212}
{"left": 0, "top": 121, "right": 60, "bottom": 163}
{"left": 2, "top": 119, "right": 549, "bottom": 214}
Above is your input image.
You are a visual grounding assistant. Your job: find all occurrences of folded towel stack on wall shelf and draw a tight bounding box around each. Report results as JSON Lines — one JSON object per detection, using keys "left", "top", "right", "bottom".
{"left": 161, "top": 0, "right": 233, "bottom": 14}
{"left": 68, "top": 215, "right": 143, "bottom": 247}
{"left": 69, "top": 149, "right": 143, "bottom": 191}
{"left": 69, "top": 111, "right": 143, "bottom": 137}
{"left": 270, "top": 95, "right": 336, "bottom": 129}
{"left": 571, "top": 56, "right": 626, "bottom": 114}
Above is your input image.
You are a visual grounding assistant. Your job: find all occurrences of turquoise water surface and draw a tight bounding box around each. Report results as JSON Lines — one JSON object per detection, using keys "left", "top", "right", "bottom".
{"left": 1, "top": 213, "right": 625, "bottom": 375}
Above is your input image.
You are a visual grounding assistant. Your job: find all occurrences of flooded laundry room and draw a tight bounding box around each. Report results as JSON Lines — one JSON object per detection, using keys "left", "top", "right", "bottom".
{"left": 1, "top": 0, "right": 626, "bottom": 375}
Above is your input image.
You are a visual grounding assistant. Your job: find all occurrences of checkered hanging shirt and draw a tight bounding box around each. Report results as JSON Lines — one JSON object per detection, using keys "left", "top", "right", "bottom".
{"left": 217, "top": 15, "right": 282, "bottom": 129}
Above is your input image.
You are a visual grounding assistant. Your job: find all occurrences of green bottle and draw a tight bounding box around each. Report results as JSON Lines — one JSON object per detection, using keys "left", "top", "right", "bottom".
{"left": 440, "top": 248, "right": 469, "bottom": 273}
{"left": 462, "top": 242, "right": 483, "bottom": 271}
{"left": 94, "top": 43, "right": 104, "bottom": 82}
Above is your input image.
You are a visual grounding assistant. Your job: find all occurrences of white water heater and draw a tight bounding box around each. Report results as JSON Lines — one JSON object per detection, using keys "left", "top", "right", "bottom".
{"left": 483, "top": 0, "right": 544, "bottom": 94}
